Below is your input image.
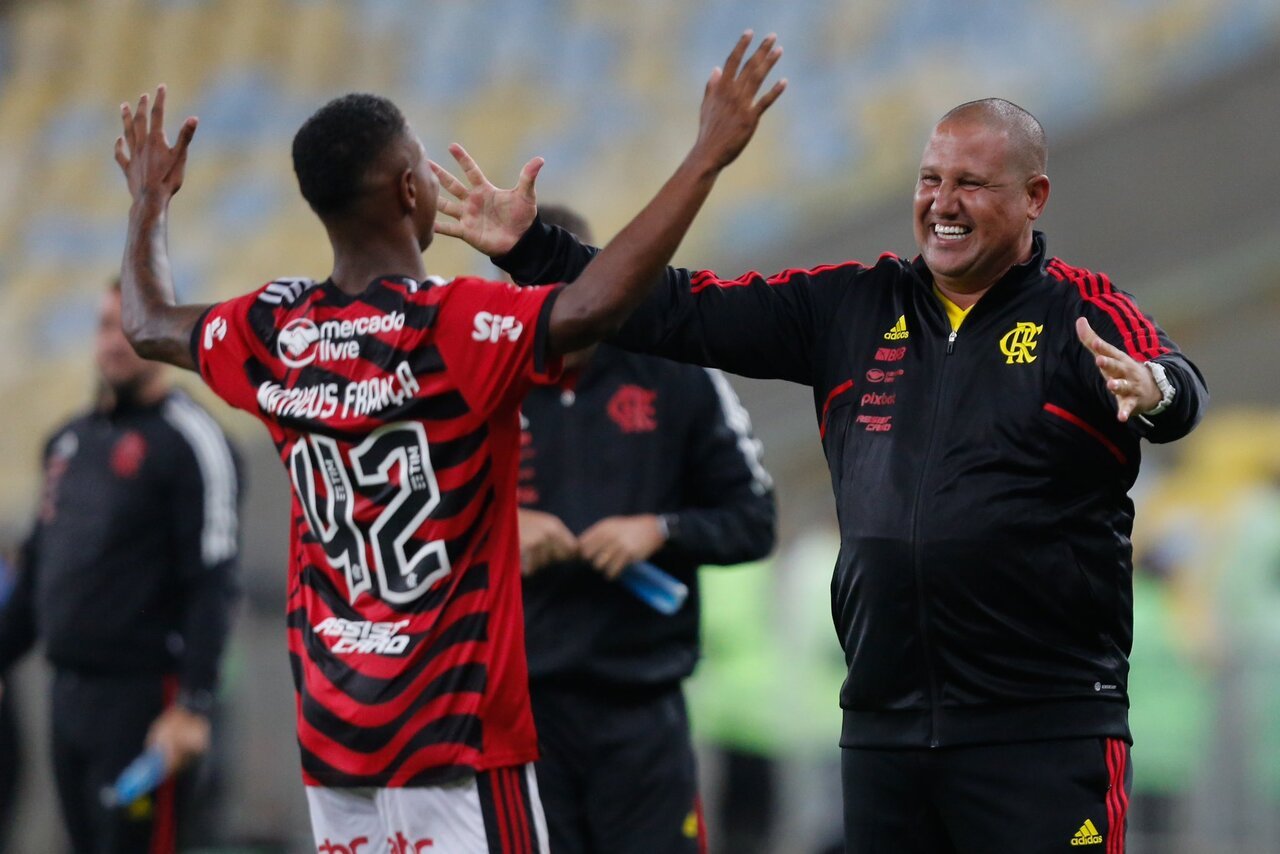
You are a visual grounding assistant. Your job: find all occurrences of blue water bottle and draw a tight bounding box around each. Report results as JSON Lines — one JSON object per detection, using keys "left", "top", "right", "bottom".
{"left": 618, "top": 561, "right": 689, "bottom": 615}
{"left": 100, "top": 746, "right": 167, "bottom": 808}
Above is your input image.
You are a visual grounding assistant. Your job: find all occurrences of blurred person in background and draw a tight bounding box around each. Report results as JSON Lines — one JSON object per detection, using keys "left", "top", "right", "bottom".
{"left": 441, "top": 97, "right": 1208, "bottom": 852}
{"left": 111, "top": 32, "right": 783, "bottom": 851}
{"left": 515, "top": 205, "right": 775, "bottom": 854}
{"left": 0, "top": 281, "right": 242, "bottom": 853}
{"left": 0, "top": 553, "right": 19, "bottom": 854}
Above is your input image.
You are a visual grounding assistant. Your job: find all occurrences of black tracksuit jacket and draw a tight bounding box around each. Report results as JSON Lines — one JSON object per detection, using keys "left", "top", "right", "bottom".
{"left": 497, "top": 221, "right": 1207, "bottom": 749}
{"left": 519, "top": 344, "right": 776, "bottom": 692}
{"left": 0, "top": 390, "right": 241, "bottom": 702}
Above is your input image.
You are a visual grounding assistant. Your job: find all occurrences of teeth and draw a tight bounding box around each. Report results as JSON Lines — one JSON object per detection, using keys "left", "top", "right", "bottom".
{"left": 934, "top": 224, "right": 970, "bottom": 240}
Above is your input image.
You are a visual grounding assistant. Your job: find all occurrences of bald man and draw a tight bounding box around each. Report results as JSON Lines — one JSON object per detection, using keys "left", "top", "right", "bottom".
{"left": 439, "top": 97, "right": 1208, "bottom": 853}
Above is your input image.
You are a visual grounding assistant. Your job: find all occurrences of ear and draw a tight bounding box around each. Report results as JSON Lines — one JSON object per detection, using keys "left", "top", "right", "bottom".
{"left": 398, "top": 167, "right": 417, "bottom": 213}
{"left": 1025, "top": 174, "right": 1050, "bottom": 221}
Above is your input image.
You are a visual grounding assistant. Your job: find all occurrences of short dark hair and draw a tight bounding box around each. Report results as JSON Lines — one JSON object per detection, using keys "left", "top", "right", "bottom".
{"left": 292, "top": 93, "right": 409, "bottom": 217}
{"left": 539, "top": 204, "right": 594, "bottom": 244}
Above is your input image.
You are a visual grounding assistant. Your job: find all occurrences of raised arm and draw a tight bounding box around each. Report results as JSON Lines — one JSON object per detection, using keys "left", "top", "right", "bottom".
{"left": 115, "top": 85, "right": 212, "bottom": 371}
{"left": 435, "top": 31, "right": 786, "bottom": 355}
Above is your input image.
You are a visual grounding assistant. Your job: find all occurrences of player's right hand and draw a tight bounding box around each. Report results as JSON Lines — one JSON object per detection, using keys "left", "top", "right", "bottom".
{"left": 432, "top": 145, "right": 543, "bottom": 257}
{"left": 688, "top": 31, "right": 786, "bottom": 173}
{"left": 517, "top": 508, "right": 579, "bottom": 576}
{"left": 115, "top": 85, "right": 198, "bottom": 203}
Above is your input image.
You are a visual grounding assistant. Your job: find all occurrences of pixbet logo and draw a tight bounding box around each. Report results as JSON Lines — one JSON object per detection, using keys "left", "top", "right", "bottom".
{"left": 860, "top": 392, "right": 896, "bottom": 406}
{"left": 472, "top": 312, "right": 524, "bottom": 342}
{"left": 317, "top": 838, "right": 368, "bottom": 854}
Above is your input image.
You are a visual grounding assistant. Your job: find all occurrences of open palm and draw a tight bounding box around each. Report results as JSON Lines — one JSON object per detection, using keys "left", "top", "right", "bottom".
{"left": 432, "top": 143, "right": 543, "bottom": 257}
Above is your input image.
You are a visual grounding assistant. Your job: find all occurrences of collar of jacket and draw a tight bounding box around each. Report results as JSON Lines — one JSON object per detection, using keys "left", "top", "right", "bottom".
{"left": 910, "top": 230, "right": 1050, "bottom": 308}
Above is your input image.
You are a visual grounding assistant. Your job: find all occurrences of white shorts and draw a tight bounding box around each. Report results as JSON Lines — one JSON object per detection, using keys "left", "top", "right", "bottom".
{"left": 307, "top": 764, "right": 548, "bottom": 854}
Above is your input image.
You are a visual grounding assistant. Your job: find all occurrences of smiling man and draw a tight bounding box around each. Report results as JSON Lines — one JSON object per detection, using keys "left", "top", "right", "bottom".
{"left": 438, "top": 97, "right": 1209, "bottom": 853}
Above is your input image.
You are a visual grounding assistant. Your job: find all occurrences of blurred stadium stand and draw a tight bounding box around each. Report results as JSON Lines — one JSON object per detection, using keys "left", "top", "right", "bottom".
{"left": 0, "top": 0, "right": 1277, "bottom": 850}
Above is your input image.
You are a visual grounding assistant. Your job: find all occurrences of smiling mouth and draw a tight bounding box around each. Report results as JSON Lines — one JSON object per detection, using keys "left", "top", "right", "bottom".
{"left": 932, "top": 223, "right": 972, "bottom": 241}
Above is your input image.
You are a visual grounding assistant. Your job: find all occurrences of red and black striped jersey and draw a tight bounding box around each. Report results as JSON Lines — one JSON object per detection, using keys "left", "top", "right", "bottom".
{"left": 192, "top": 274, "right": 560, "bottom": 787}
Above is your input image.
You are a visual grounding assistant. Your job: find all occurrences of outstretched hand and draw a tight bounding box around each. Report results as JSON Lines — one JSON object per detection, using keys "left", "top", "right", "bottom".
{"left": 689, "top": 31, "right": 787, "bottom": 172}
{"left": 114, "top": 85, "right": 198, "bottom": 203}
{"left": 432, "top": 145, "right": 543, "bottom": 257}
{"left": 1075, "top": 317, "right": 1161, "bottom": 422}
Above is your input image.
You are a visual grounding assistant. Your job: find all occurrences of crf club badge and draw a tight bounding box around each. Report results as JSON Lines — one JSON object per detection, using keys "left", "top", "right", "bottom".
{"left": 607, "top": 384, "right": 658, "bottom": 433}
{"left": 111, "top": 431, "right": 148, "bottom": 479}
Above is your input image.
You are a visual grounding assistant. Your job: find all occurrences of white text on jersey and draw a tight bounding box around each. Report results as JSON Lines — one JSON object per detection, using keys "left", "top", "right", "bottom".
{"left": 313, "top": 617, "right": 412, "bottom": 655}
{"left": 472, "top": 312, "right": 524, "bottom": 342}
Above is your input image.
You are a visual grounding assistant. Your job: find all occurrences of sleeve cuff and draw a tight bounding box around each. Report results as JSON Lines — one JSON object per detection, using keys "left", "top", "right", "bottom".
{"left": 187, "top": 305, "right": 216, "bottom": 372}
{"left": 532, "top": 285, "right": 565, "bottom": 382}
{"left": 176, "top": 686, "right": 215, "bottom": 717}
{"left": 492, "top": 214, "right": 553, "bottom": 282}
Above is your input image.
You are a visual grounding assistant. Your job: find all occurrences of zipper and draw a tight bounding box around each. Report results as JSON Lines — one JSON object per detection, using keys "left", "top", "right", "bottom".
{"left": 910, "top": 325, "right": 956, "bottom": 748}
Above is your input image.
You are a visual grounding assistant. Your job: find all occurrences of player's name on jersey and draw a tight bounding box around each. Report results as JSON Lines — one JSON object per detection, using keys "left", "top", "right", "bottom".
{"left": 256, "top": 360, "right": 422, "bottom": 421}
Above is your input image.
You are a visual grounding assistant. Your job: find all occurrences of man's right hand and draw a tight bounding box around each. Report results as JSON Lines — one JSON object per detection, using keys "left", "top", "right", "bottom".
{"left": 115, "top": 85, "right": 198, "bottom": 205}
{"left": 687, "top": 31, "right": 786, "bottom": 173}
{"left": 518, "top": 508, "right": 579, "bottom": 576}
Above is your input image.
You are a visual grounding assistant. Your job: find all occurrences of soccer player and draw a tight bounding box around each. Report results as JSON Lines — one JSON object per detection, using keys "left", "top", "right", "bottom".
{"left": 438, "top": 98, "right": 1209, "bottom": 852}
{"left": 111, "top": 32, "right": 784, "bottom": 851}
{"left": 0, "top": 282, "right": 241, "bottom": 853}
{"left": 514, "top": 206, "right": 776, "bottom": 853}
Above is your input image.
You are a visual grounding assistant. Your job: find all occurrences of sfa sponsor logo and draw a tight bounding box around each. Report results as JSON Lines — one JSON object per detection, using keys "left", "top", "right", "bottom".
{"left": 860, "top": 392, "right": 896, "bottom": 407}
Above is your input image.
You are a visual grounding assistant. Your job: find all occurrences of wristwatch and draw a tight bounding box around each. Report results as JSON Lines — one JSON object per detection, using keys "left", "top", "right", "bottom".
{"left": 1144, "top": 361, "right": 1176, "bottom": 416}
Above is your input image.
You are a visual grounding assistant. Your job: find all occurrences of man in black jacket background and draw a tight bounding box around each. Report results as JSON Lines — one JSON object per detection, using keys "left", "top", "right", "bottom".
{"left": 434, "top": 98, "right": 1207, "bottom": 853}
{"left": 514, "top": 206, "right": 776, "bottom": 854}
{"left": 0, "top": 283, "right": 241, "bottom": 853}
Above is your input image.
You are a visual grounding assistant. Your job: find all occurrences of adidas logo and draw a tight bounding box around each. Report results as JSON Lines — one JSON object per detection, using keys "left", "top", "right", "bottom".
{"left": 883, "top": 315, "right": 909, "bottom": 340}
{"left": 1070, "top": 819, "right": 1103, "bottom": 846}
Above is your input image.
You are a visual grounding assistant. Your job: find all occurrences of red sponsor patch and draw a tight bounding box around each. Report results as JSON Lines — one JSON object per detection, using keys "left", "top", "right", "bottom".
{"left": 607, "top": 385, "right": 658, "bottom": 433}
{"left": 866, "top": 368, "right": 904, "bottom": 384}
{"left": 856, "top": 414, "right": 893, "bottom": 432}
{"left": 874, "top": 346, "right": 907, "bottom": 362}
{"left": 110, "top": 431, "right": 147, "bottom": 479}
{"left": 386, "top": 832, "right": 434, "bottom": 852}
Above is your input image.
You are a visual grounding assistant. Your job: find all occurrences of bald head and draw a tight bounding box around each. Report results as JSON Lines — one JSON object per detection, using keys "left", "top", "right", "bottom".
{"left": 938, "top": 99, "right": 1046, "bottom": 179}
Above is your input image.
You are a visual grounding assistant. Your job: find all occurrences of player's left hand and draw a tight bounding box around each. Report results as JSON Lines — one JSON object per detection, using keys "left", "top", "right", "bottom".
{"left": 115, "top": 84, "right": 198, "bottom": 203}
{"left": 1075, "top": 317, "right": 1161, "bottom": 422}
{"left": 579, "top": 515, "right": 667, "bottom": 580}
{"left": 432, "top": 144, "right": 543, "bottom": 257}
{"left": 146, "top": 704, "right": 211, "bottom": 775}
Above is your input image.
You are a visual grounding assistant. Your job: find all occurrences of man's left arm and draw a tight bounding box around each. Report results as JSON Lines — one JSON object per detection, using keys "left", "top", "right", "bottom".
{"left": 666, "top": 368, "right": 777, "bottom": 565}
{"left": 1074, "top": 294, "right": 1208, "bottom": 443}
{"left": 149, "top": 418, "right": 243, "bottom": 772}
